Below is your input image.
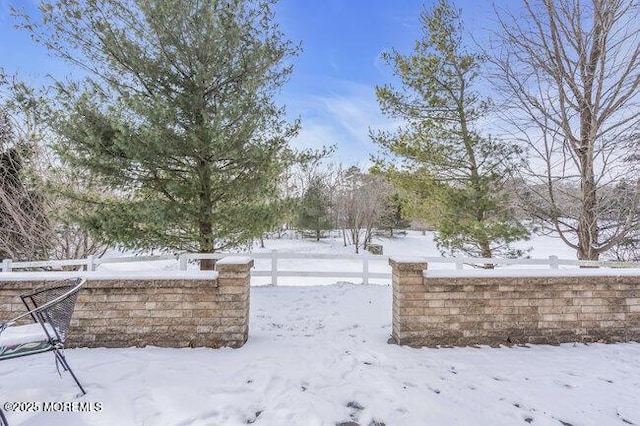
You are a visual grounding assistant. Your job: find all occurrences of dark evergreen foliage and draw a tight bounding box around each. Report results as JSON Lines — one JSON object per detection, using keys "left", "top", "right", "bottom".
{"left": 16, "top": 0, "right": 302, "bottom": 266}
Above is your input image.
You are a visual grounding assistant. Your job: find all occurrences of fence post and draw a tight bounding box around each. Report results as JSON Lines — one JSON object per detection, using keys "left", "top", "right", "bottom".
{"left": 363, "top": 252, "right": 369, "bottom": 285}
{"left": 1, "top": 259, "right": 11, "bottom": 272}
{"left": 455, "top": 255, "right": 464, "bottom": 270}
{"left": 87, "top": 255, "right": 95, "bottom": 271}
{"left": 178, "top": 254, "right": 188, "bottom": 270}
{"left": 271, "top": 249, "right": 278, "bottom": 286}
{"left": 549, "top": 255, "right": 559, "bottom": 269}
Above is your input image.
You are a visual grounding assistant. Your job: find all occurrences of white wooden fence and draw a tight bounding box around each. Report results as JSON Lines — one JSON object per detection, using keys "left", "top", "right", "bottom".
{"left": 174, "top": 251, "right": 389, "bottom": 285}
{"left": 2, "top": 252, "right": 640, "bottom": 285}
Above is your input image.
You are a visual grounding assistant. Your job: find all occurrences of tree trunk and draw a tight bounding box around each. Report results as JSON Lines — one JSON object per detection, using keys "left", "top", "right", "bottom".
{"left": 364, "top": 228, "right": 372, "bottom": 249}
{"left": 353, "top": 228, "right": 360, "bottom": 253}
{"left": 200, "top": 257, "right": 216, "bottom": 270}
{"left": 459, "top": 92, "right": 491, "bottom": 263}
{"left": 480, "top": 239, "right": 494, "bottom": 269}
{"left": 198, "top": 160, "right": 215, "bottom": 270}
{"left": 576, "top": 84, "right": 599, "bottom": 261}
{"left": 260, "top": 235, "right": 265, "bottom": 248}
{"left": 199, "top": 217, "right": 215, "bottom": 270}
{"left": 577, "top": 153, "right": 599, "bottom": 261}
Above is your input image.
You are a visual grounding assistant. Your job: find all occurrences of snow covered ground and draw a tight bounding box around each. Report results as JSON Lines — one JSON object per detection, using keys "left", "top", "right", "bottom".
{"left": 2, "top": 231, "right": 639, "bottom": 425}
{"left": 250, "top": 229, "right": 578, "bottom": 259}
{"left": 2, "top": 283, "right": 640, "bottom": 426}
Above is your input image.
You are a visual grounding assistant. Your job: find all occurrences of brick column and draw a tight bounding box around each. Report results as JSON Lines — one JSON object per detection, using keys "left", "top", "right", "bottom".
{"left": 216, "top": 256, "right": 253, "bottom": 348}
{"left": 389, "top": 257, "right": 428, "bottom": 346}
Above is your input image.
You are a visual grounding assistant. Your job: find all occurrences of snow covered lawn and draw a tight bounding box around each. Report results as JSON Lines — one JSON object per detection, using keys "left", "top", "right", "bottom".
{"left": 2, "top": 284, "right": 640, "bottom": 426}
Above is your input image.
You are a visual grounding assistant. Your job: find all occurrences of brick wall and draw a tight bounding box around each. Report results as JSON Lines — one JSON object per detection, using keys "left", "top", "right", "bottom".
{"left": 390, "top": 258, "right": 640, "bottom": 347}
{"left": 0, "top": 257, "right": 253, "bottom": 348}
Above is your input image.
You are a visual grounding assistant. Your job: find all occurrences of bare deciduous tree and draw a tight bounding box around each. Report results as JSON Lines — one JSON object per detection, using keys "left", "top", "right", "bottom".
{"left": 47, "top": 169, "right": 110, "bottom": 261}
{"left": 1, "top": 84, "right": 108, "bottom": 263}
{"left": 492, "top": 0, "right": 640, "bottom": 260}
{"left": 0, "top": 109, "right": 53, "bottom": 260}
{"left": 334, "top": 167, "right": 391, "bottom": 254}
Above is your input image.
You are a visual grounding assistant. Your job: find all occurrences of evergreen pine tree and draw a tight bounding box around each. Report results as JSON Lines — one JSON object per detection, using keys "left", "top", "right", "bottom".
{"left": 17, "top": 0, "right": 301, "bottom": 268}
{"left": 377, "top": 192, "right": 410, "bottom": 237}
{"left": 295, "top": 176, "right": 332, "bottom": 241}
{"left": 371, "top": 0, "right": 529, "bottom": 260}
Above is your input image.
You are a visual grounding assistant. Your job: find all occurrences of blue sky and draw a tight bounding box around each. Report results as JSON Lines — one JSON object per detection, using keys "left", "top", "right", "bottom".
{"left": 0, "top": 0, "right": 509, "bottom": 165}
{"left": 275, "top": 0, "right": 508, "bottom": 165}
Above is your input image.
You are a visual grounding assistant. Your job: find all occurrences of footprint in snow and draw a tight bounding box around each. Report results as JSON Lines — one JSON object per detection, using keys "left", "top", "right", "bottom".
{"left": 616, "top": 411, "right": 635, "bottom": 425}
{"left": 344, "top": 401, "right": 377, "bottom": 424}
{"left": 553, "top": 380, "right": 575, "bottom": 389}
{"left": 346, "top": 401, "right": 364, "bottom": 411}
{"left": 245, "top": 410, "right": 263, "bottom": 424}
{"left": 428, "top": 386, "right": 441, "bottom": 394}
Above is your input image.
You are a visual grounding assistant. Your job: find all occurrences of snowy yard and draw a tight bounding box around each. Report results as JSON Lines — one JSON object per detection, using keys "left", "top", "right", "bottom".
{"left": 96, "top": 230, "right": 582, "bottom": 287}
{"left": 2, "top": 283, "right": 640, "bottom": 426}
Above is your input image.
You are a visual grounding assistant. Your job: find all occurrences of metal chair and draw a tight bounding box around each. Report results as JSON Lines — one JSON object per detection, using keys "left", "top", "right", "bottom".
{"left": 0, "top": 278, "right": 87, "bottom": 398}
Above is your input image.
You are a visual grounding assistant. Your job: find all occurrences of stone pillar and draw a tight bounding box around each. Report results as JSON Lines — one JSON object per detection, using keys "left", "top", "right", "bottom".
{"left": 389, "top": 257, "right": 428, "bottom": 346}
{"left": 216, "top": 256, "right": 253, "bottom": 348}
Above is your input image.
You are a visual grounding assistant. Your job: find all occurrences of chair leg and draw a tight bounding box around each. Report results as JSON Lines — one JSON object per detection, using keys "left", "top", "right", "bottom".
{"left": 53, "top": 350, "right": 69, "bottom": 372}
{"left": 53, "top": 349, "right": 86, "bottom": 395}
{"left": 0, "top": 407, "right": 8, "bottom": 426}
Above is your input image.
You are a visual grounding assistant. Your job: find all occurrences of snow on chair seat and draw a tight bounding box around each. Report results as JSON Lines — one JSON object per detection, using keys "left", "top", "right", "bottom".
{"left": 0, "top": 322, "right": 56, "bottom": 347}
{"left": 0, "top": 278, "right": 87, "bottom": 396}
{"left": 0, "top": 323, "right": 59, "bottom": 361}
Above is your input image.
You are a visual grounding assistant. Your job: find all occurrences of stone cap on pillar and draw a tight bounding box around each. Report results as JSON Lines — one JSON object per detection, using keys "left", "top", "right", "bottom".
{"left": 389, "top": 257, "right": 428, "bottom": 272}
{"left": 216, "top": 256, "right": 254, "bottom": 272}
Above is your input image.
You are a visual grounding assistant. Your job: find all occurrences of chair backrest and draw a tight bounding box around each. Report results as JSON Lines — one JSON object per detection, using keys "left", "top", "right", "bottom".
{"left": 20, "top": 278, "right": 85, "bottom": 343}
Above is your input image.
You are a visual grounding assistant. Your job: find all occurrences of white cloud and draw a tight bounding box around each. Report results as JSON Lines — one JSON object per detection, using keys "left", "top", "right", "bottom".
{"left": 292, "top": 121, "right": 342, "bottom": 152}
{"left": 286, "top": 80, "right": 399, "bottom": 166}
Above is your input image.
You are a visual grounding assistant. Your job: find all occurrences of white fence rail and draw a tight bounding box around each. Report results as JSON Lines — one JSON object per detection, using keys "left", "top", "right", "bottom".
{"left": 177, "top": 251, "right": 388, "bottom": 285}
{"left": 2, "top": 253, "right": 640, "bottom": 285}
